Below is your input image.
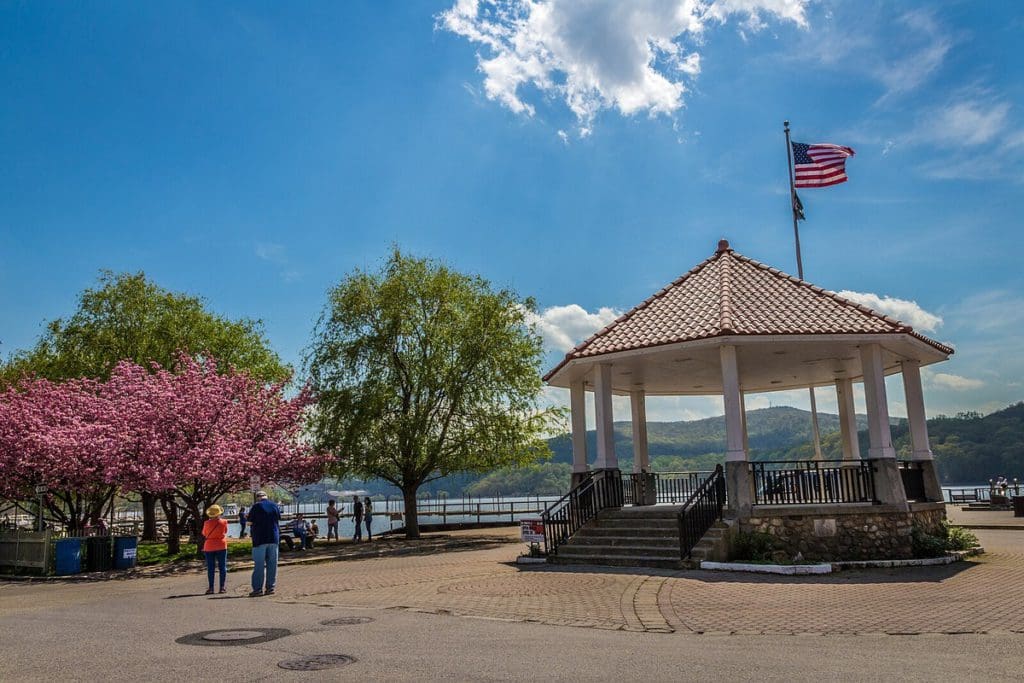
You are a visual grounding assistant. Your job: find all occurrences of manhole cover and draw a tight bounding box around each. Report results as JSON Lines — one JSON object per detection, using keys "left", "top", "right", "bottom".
{"left": 277, "top": 654, "right": 355, "bottom": 671}
{"left": 176, "top": 628, "right": 291, "bottom": 647}
{"left": 203, "top": 630, "right": 268, "bottom": 641}
{"left": 321, "top": 616, "right": 374, "bottom": 626}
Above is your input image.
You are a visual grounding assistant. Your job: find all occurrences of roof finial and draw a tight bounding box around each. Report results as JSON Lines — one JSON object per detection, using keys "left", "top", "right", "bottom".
{"left": 717, "top": 239, "right": 730, "bottom": 253}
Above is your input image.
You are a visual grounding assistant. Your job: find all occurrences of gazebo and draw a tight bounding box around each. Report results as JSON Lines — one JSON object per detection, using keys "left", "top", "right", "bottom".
{"left": 542, "top": 239, "right": 951, "bottom": 563}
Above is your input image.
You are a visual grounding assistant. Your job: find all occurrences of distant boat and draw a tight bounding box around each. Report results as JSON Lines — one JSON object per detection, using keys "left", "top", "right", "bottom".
{"left": 326, "top": 490, "right": 369, "bottom": 499}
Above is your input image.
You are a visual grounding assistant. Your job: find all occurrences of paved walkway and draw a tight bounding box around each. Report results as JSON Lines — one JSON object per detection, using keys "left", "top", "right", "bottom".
{"left": 262, "top": 528, "right": 1024, "bottom": 636}
{"left": 2, "top": 527, "right": 1023, "bottom": 681}
{"left": 946, "top": 504, "right": 1024, "bottom": 529}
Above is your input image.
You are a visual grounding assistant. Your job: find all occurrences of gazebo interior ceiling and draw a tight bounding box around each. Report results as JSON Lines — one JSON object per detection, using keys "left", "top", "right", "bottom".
{"left": 551, "top": 334, "right": 947, "bottom": 396}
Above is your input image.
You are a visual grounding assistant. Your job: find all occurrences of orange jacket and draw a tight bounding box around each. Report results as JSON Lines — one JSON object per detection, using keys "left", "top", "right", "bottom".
{"left": 202, "top": 518, "right": 228, "bottom": 552}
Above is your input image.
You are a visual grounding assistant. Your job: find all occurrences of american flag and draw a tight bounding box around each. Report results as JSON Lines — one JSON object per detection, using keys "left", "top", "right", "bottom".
{"left": 792, "top": 142, "right": 855, "bottom": 188}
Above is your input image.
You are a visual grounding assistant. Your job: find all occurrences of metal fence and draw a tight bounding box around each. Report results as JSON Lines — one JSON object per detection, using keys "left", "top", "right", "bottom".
{"left": 751, "top": 460, "right": 876, "bottom": 505}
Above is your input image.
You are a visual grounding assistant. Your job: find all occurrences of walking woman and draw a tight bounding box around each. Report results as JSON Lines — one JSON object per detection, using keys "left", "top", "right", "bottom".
{"left": 203, "top": 504, "right": 229, "bottom": 594}
{"left": 363, "top": 496, "right": 373, "bottom": 541}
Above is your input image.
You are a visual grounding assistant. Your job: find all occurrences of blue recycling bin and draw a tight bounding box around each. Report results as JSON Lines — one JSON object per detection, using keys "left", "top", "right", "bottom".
{"left": 113, "top": 536, "right": 138, "bottom": 570}
{"left": 55, "top": 538, "right": 82, "bottom": 575}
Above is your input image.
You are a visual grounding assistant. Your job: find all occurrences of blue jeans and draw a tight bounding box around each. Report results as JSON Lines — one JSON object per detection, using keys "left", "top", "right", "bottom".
{"left": 251, "top": 543, "right": 278, "bottom": 592}
{"left": 205, "top": 549, "right": 226, "bottom": 590}
{"left": 365, "top": 517, "right": 372, "bottom": 540}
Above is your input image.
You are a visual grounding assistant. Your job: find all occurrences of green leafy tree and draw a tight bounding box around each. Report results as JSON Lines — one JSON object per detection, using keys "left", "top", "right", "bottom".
{"left": 2, "top": 270, "right": 288, "bottom": 384}
{"left": 1, "top": 271, "right": 290, "bottom": 540}
{"left": 305, "top": 249, "right": 560, "bottom": 538}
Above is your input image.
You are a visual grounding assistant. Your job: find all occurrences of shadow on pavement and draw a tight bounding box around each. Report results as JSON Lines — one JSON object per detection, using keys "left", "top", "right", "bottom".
{"left": 517, "top": 557, "right": 979, "bottom": 584}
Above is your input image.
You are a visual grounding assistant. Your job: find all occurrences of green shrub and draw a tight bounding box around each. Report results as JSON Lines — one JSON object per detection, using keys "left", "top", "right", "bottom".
{"left": 731, "top": 531, "right": 776, "bottom": 562}
{"left": 945, "top": 524, "right": 979, "bottom": 551}
{"left": 911, "top": 520, "right": 979, "bottom": 558}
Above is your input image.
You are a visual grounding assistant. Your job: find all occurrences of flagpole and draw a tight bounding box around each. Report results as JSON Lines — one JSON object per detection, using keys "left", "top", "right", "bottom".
{"left": 784, "top": 120, "right": 824, "bottom": 462}
{"left": 783, "top": 120, "right": 804, "bottom": 280}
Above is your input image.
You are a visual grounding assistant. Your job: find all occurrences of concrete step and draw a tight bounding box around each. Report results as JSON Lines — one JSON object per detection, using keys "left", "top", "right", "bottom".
{"left": 578, "top": 526, "right": 677, "bottom": 537}
{"left": 567, "top": 535, "right": 679, "bottom": 548}
{"left": 598, "top": 506, "right": 683, "bottom": 519}
{"left": 549, "top": 554, "right": 684, "bottom": 570}
{"left": 555, "top": 544, "right": 680, "bottom": 559}
{"left": 590, "top": 518, "right": 678, "bottom": 530}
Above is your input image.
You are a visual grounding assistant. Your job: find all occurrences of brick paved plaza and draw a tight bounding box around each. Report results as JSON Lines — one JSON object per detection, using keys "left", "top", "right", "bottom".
{"left": 264, "top": 528, "right": 1024, "bottom": 636}
{"left": 2, "top": 526, "right": 1022, "bottom": 680}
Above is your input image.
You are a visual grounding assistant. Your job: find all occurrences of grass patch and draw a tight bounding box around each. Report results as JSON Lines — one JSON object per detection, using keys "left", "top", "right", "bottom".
{"left": 136, "top": 540, "right": 253, "bottom": 566}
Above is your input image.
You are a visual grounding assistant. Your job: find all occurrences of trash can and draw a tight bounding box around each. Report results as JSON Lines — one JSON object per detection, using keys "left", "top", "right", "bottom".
{"left": 113, "top": 536, "right": 138, "bottom": 569}
{"left": 1013, "top": 497, "right": 1024, "bottom": 518}
{"left": 85, "top": 536, "right": 112, "bottom": 571}
{"left": 55, "top": 538, "right": 82, "bottom": 575}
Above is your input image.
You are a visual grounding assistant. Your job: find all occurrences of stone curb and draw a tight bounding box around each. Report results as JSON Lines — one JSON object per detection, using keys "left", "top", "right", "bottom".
{"left": 699, "top": 561, "right": 832, "bottom": 575}
{"left": 699, "top": 547, "right": 984, "bottom": 575}
{"left": 832, "top": 547, "right": 984, "bottom": 570}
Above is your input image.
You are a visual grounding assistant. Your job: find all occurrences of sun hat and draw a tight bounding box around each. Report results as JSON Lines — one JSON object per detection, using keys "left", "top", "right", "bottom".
{"left": 206, "top": 504, "right": 224, "bottom": 518}
{"left": 256, "top": 491, "right": 268, "bottom": 499}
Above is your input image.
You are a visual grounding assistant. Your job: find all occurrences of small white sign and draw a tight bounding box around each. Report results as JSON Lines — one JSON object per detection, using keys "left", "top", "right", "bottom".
{"left": 520, "top": 518, "right": 544, "bottom": 544}
{"left": 249, "top": 476, "right": 260, "bottom": 493}
{"left": 34, "top": 484, "right": 47, "bottom": 495}
{"left": 123, "top": 547, "right": 137, "bottom": 559}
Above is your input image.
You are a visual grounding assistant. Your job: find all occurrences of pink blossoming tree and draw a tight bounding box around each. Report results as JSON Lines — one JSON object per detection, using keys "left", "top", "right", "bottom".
{"left": 0, "top": 356, "right": 327, "bottom": 551}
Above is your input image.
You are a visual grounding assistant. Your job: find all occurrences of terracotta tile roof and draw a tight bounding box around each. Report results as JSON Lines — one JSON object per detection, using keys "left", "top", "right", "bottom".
{"left": 544, "top": 240, "right": 952, "bottom": 380}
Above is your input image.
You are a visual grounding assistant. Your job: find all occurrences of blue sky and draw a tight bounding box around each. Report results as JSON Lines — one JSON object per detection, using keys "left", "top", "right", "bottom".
{"left": 2, "top": 1, "right": 1022, "bottom": 423}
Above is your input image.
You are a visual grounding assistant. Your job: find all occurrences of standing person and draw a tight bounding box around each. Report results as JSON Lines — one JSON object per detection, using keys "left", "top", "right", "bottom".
{"left": 238, "top": 506, "right": 247, "bottom": 539}
{"left": 202, "top": 504, "right": 228, "bottom": 595}
{"left": 291, "top": 513, "right": 307, "bottom": 551}
{"left": 248, "top": 491, "right": 281, "bottom": 597}
{"left": 363, "top": 497, "right": 373, "bottom": 542}
{"left": 325, "top": 500, "right": 339, "bottom": 542}
{"left": 352, "top": 495, "right": 363, "bottom": 542}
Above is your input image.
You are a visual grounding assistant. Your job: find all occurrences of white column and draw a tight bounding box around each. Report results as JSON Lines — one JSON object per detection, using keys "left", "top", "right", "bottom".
{"left": 860, "top": 343, "right": 895, "bottom": 459}
{"left": 593, "top": 363, "right": 617, "bottom": 470}
{"left": 835, "top": 378, "right": 861, "bottom": 461}
{"left": 720, "top": 345, "right": 747, "bottom": 462}
{"left": 901, "top": 360, "right": 933, "bottom": 460}
{"left": 630, "top": 390, "right": 649, "bottom": 473}
{"left": 739, "top": 392, "right": 749, "bottom": 454}
{"left": 569, "top": 380, "right": 589, "bottom": 474}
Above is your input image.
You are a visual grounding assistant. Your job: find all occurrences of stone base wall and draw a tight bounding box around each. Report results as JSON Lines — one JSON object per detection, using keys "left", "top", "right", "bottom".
{"left": 737, "top": 503, "right": 946, "bottom": 562}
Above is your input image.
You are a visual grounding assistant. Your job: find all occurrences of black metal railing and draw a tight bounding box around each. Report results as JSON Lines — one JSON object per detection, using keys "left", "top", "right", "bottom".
{"left": 655, "top": 471, "right": 715, "bottom": 504}
{"left": 677, "top": 465, "right": 726, "bottom": 560}
{"left": 542, "top": 470, "right": 623, "bottom": 556}
{"left": 751, "top": 460, "right": 876, "bottom": 505}
{"left": 898, "top": 461, "right": 928, "bottom": 501}
{"left": 620, "top": 471, "right": 716, "bottom": 506}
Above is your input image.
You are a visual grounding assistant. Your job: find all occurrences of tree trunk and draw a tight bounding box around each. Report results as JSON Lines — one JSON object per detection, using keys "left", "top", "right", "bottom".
{"left": 141, "top": 492, "right": 158, "bottom": 541}
{"left": 161, "top": 497, "right": 181, "bottom": 555}
{"left": 189, "top": 504, "right": 205, "bottom": 559}
{"left": 402, "top": 486, "right": 420, "bottom": 539}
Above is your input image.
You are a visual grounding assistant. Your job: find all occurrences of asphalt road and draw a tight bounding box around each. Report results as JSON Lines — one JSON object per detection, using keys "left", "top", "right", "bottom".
{"left": 2, "top": 529, "right": 1022, "bottom": 681}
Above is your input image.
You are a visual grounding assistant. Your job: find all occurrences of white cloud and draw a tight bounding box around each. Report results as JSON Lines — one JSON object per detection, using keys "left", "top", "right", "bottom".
{"left": 834, "top": 290, "right": 943, "bottom": 333}
{"left": 438, "top": 0, "right": 809, "bottom": 134}
{"left": 900, "top": 91, "right": 1024, "bottom": 182}
{"left": 254, "top": 242, "right": 301, "bottom": 283}
{"left": 525, "top": 303, "right": 621, "bottom": 353}
{"left": 908, "top": 98, "right": 1012, "bottom": 149}
{"left": 255, "top": 242, "right": 287, "bottom": 263}
{"left": 928, "top": 373, "right": 984, "bottom": 391}
{"left": 872, "top": 10, "right": 952, "bottom": 104}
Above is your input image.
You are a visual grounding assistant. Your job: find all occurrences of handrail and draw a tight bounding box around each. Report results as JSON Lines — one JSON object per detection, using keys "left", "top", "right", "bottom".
{"left": 751, "top": 459, "right": 876, "bottom": 505}
{"left": 541, "top": 470, "right": 622, "bottom": 556}
{"left": 677, "top": 465, "right": 726, "bottom": 560}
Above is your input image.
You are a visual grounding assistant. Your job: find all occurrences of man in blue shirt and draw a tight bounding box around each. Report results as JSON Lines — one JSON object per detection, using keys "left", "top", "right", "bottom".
{"left": 248, "top": 491, "right": 281, "bottom": 597}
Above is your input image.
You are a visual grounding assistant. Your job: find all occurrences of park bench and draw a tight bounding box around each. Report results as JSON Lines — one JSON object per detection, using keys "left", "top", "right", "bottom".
{"left": 950, "top": 492, "right": 978, "bottom": 503}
